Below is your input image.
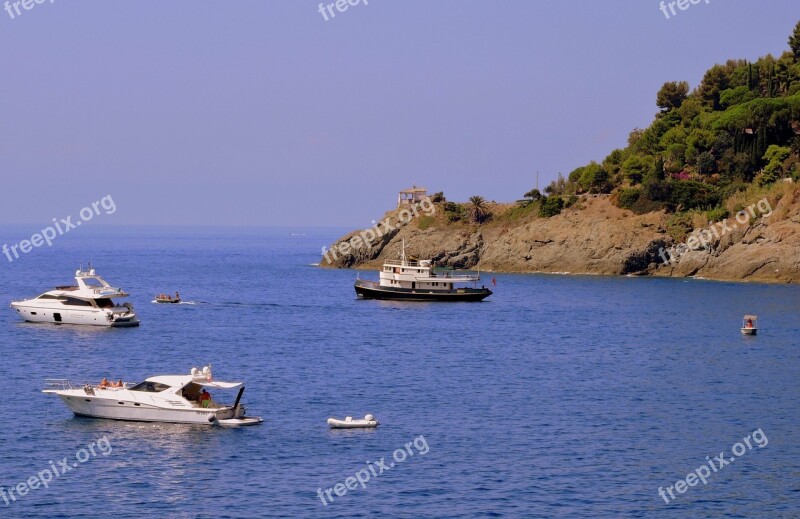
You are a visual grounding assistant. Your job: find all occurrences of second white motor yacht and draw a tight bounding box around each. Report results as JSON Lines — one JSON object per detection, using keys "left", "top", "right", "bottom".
{"left": 10, "top": 267, "right": 139, "bottom": 327}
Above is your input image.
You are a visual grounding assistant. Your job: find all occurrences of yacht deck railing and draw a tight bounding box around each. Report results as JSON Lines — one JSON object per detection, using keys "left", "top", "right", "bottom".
{"left": 384, "top": 259, "right": 427, "bottom": 267}
{"left": 44, "top": 378, "right": 79, "bottom": 390}
{"left": 44, "top": 379, "right": 131, "bottom": 391}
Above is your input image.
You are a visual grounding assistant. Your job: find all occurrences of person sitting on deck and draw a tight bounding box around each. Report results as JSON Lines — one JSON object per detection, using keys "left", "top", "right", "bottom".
{"left": 198, "top": 389, "right": 211, "bottom": 408}
{"left": 115, "top": 379, "right": 124, "bottom": 388}
{"left": 99, "top": 377, "right": 110, "bottom": 389}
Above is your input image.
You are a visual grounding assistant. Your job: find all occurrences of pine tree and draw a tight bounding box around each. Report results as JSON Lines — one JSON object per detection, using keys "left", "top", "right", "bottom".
{"left": 789, "top": 20, "right": 800, "bottom": 61}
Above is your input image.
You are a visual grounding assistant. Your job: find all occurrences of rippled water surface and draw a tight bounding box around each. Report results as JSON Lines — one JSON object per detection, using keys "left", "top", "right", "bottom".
{"left": 0, "top": 226, "right": 798, "bottom": 518}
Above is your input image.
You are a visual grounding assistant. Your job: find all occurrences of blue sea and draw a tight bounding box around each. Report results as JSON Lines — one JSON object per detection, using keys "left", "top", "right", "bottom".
{"left": 0, "top": 225, "right": 798, "bottom": 518}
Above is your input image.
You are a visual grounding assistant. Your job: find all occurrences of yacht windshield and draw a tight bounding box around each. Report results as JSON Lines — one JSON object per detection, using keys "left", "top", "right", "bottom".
{"left": 129, "top": 381, "right": 171, "bottom": 392}
{"left": 82, "top": 278, "right": 106, "bottom": 288}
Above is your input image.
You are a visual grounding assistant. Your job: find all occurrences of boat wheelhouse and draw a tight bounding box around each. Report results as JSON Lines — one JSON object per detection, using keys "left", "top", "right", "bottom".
{"left": 10, "top": 268, "right": 139, "bottom": 327}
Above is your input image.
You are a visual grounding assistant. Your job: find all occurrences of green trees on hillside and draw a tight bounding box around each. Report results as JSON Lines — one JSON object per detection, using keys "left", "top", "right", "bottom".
{"left": 469, "top": 21, "right": 800, "bottom": 222}
{"left": 546, "top": 20, "right": 800, "bottom": 216}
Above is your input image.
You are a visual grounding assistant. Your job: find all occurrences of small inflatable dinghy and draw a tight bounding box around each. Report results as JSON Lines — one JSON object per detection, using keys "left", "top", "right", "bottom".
{"left": 215, "top": 417, "right": 263, "bottom": 427}
{"left": 327, "top": 414, "right": 379, "bottom": 429}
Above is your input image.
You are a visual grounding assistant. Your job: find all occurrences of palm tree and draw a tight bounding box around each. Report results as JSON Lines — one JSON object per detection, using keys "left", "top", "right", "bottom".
{"left": 468, "top": 196, "right": 488, "bottom": 223}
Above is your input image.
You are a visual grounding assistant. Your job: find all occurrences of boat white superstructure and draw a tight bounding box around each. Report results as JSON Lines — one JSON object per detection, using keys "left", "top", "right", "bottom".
{"left": 10, "top": 267, "right": 139, "bottom": 327}
{"left": 43, "top": 366, "right": 263, "bottom": 426}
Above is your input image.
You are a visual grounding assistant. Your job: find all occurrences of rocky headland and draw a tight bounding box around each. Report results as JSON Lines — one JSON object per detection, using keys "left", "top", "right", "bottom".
{"left": 320, "top": 186, "right": 800, "bottom": 284}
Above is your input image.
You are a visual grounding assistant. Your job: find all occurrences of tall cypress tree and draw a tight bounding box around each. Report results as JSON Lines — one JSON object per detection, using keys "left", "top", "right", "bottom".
{"left": 767, "top": 63, "right": 775, "bottom": 98}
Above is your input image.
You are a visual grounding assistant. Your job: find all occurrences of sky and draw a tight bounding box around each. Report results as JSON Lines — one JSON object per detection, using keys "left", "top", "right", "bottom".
{"left": 0, "top": 0, "right": 798, "bottom": 228}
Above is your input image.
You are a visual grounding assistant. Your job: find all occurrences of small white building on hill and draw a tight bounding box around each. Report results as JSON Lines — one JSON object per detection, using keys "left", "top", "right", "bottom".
{"left": 398, "top": 185, "right": 428, "bottom": 207}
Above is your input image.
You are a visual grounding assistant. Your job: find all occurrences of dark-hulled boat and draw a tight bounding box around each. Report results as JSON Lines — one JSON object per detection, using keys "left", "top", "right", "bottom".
{"left": 354, "top": 249, "right": 492, "bottom": 302}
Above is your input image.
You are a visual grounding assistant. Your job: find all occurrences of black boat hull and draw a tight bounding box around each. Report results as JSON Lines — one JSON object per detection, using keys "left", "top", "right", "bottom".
{"left": 355, "top": 280, "right": 491, "bottom": 302}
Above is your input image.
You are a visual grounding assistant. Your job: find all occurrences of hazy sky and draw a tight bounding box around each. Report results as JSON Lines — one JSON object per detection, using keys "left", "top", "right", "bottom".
{"left": 1, "top": 1, "right": 797, "bottom": 227}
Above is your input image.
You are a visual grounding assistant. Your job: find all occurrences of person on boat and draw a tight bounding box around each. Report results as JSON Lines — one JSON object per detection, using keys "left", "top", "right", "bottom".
{"left": 199, "top": 389, "right": 211, "bottom": 408}
{"left": 746, "top": 318, "right": 754, "bottom": 328}
{"left": 175, "top": 292, "right": 180, "bottom": 300}
{"left": 115, "top": 379, "right": 124, "bottom": 388}
{"left": 99, "top": 377, "right": 110, "bottom": 389}
{"left": 167, "top": 294, "right": 172, "bottom": 300}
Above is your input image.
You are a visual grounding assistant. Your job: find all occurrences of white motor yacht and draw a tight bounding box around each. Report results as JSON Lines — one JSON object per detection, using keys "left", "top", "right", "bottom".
{"left": 10, "top": 267, "right": 139, "bottom": 327}
{"left": 43, "top": 366, "right": 263, "bottom": 427}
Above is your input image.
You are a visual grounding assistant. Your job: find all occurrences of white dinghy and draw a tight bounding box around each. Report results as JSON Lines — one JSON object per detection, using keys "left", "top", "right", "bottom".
{"left": 327, "top": 414, "right": 380, "bottom": 429}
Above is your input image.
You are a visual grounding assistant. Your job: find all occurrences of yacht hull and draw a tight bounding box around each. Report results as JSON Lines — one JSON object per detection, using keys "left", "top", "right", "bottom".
{"left": 11, "top": 303, "right": 139, "bottom": 327}
{"left": 355, "top": 280, "right": 492, "bottom": 302}
{"left": 55, "top": 394, "right": 229, "bottom": 424}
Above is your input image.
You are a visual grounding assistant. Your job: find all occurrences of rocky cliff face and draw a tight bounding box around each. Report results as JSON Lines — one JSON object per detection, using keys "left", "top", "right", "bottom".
{"left": 320, "top": 188, "right": 800, "bottom": 284}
